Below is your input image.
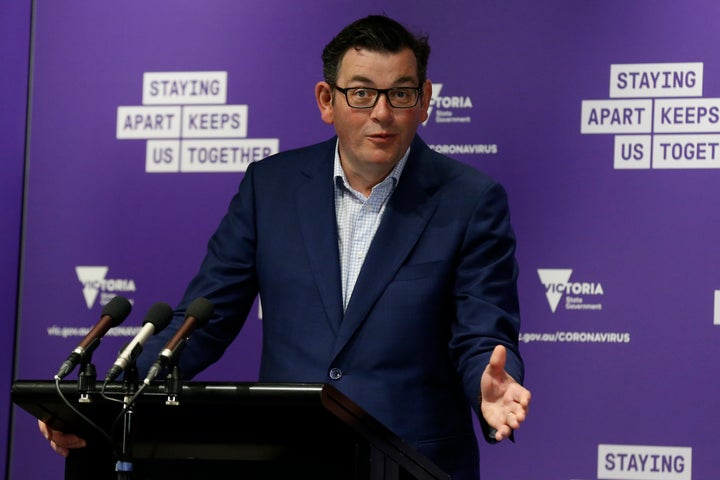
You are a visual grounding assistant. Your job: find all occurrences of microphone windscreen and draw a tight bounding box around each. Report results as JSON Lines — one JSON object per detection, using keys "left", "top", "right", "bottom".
{"left": 143, "top": 302, "right": 174, "bottom": 331}
{"left": 185, "top": 297, "right": 214, "bottom": 327}
{"left": 101, "top": 295, "right": 133, "bottom": 326}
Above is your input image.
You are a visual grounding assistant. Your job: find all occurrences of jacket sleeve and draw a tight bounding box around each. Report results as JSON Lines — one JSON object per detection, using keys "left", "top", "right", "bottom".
{"left": 448, "top": 181, "right": 524, "bottom": 443}
{"left": 136, "top": 162, "right": 261, "bottom": 379}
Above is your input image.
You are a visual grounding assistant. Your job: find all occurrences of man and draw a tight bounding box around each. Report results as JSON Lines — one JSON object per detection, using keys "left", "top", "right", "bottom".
{"left": 41, "top": 14, "right": 530, "bottom": 479}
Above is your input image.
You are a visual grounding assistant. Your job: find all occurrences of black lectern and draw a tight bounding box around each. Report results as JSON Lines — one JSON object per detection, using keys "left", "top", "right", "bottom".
{"left": 12, "top": 380, "right": 450, "bottom": 480}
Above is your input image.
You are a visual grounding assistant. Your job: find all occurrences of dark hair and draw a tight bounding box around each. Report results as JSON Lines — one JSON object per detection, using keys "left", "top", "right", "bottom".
{"left": 322, "top": 15, "right": 431, "bottom": 86}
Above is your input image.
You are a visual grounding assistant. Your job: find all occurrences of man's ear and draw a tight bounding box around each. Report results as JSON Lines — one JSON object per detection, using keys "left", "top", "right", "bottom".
{"left": 420, "top": 79, "right": 433, "bottom": 123}
{"left": 315, "top": 81, "right": 334, "bottom": 125}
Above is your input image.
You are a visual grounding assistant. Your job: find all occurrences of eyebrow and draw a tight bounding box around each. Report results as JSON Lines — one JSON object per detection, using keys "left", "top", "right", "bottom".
{"left": 344, "top": 74, "right": 418, "bottom": 86}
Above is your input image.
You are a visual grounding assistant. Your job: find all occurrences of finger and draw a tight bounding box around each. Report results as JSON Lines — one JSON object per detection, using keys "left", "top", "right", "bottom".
{"left": 50, "top": 441, "right": 69, "bottom": 458}
{"left": 506, "top": 411, "right": 522, "bottom": 429}
{"left": 513, "top": 407, "right": 527, "bottom": 423}
{"left": 487, "top": 345, "right": 507, "bottom": 378}
{"left": 56, "top": 433, "right": 87, "bottom": 449}
{"left": 38, "top": 420, "right": 50, "bottom": 440}
{"left": 507, "top": 383, "right": 532, "bottom": 408}
{"left": 516, "top": 386, "right": 532, "bottom": 406}
{"left": 494, "top": 424, "right": 513, "bottom": 442}
{"left": 48, "top": 429, "right": 87, "bottom": 449}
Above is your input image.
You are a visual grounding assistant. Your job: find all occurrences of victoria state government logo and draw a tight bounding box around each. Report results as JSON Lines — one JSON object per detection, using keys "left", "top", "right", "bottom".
{"left": 537, "top": 268, "right": 604, "bottom": 313}
{"left": 75, "top": 266, "right": 136, "bottom": 309}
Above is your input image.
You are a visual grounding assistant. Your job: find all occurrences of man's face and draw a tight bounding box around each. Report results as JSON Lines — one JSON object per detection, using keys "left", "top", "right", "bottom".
{"left": 316, "top": 47, "right": 431, "bottom": 186}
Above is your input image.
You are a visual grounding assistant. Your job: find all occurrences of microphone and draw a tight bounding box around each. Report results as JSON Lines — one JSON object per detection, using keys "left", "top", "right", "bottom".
{"left": 142, "top": 297, "right": 213, "bottom": 385}
{"left": 55, "top": 295, "right": 133, "bottom": 380}
{"left": 104, "top": 302, "right": 174, "bottom": 382}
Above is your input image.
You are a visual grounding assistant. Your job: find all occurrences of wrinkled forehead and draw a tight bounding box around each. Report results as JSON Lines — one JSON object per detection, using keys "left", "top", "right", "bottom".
{"left": 336, "top": 47, "right": 419, "bottom": 85}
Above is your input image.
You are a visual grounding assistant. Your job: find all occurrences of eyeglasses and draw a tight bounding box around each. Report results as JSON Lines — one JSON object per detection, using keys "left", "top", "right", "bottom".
{"left": 333, "top": 86, "right": 422, "bottom": 109}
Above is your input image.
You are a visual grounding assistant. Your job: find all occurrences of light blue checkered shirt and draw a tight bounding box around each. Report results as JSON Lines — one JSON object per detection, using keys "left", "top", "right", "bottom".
{"left": 334, "top": 143, "right": 409, "bottom": 311}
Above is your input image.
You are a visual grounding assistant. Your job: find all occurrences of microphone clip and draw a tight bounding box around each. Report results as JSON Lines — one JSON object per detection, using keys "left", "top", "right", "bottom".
{"left": 165, "top": 364, "right": 183, "bottom": 406}
{"left": 77, "top": 361, "right": 97, "bottom": 403}
{"left": 144, "top": 337, "right": 187, "bottom": 386}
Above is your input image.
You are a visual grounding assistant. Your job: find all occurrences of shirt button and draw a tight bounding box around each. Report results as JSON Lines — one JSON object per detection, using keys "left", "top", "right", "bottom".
{"left": 328, "top": 368, "right": 342, "bottom": 380}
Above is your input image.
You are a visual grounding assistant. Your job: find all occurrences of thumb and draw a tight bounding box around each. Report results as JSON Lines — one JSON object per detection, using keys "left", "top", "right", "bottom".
{"left": 487, "top": 345, "right": 507, "bottom": 378}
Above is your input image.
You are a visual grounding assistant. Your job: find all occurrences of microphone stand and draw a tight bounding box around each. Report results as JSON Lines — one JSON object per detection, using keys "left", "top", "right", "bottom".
{"left": 112, "top": 340, "right": 187, "bottom": 478}
{"left": 116, "top": 365, "right": 139, "bottom": 479}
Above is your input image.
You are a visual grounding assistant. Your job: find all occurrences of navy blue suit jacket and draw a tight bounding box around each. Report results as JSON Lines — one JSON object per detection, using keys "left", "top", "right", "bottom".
{"left": 139, "top": 135, "right": 524, "bottom": 479}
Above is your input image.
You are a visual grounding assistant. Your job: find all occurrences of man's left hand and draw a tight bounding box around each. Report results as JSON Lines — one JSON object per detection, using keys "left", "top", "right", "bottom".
{"left": 479, "top": 345, "right": 532, "bottom": 442}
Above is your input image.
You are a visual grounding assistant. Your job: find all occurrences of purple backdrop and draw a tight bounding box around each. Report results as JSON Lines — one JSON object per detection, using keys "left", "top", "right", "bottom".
{"left": 1, "top": 0, "right": 31, "bottom": 478}
{"left": 10, "top": 1, "right": 720, "bottom": 479}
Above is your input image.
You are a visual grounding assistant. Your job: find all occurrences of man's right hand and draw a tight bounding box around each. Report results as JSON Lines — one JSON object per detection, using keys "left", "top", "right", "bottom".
{"left": 38, "top": 420, "right": 86, "bottom": 457}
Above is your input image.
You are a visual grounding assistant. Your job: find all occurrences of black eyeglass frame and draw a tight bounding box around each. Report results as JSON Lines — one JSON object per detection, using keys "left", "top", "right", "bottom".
{"left": 332, "top": 85, "right": 423, "bottom": 109}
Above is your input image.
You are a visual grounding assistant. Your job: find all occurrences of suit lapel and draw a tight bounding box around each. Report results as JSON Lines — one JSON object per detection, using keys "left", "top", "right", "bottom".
{"left": 296, "top": 141, "right": 344, "bottom": 332}
{"left": 332, "top": 138, "right": 440, "bottom": 355}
